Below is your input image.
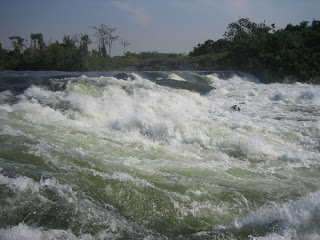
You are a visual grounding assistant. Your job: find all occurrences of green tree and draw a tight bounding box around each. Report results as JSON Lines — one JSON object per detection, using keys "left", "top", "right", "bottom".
{"left": 189, "top": 39, "right": 231, "bottom": 56}
{"left": 30, "top": 33, "right": 45, "bottom": 51}
{"left": 224, "top": 18, "right": 256, "bottom": 43}
{"left": 79, "top": 34, "right": 91, "bottom": 56}
{"left": 0, "top": 43, "right": 7, "bottom": 70}
{"left": 45, "top": 41, "right": 65, "bottom": 70}
{"left": 77, "top": 34, "right": 92, "bottom": 71}
{"left": 61, "top": 35, "right": 79, "bottom": 70}
{"left": 8, "top": 36, "right": 25, "bottom": 53}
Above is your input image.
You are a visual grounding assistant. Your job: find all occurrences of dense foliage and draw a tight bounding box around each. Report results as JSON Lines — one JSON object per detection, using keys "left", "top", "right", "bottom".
{"left": 0, "top": 32, "right": 124, "bottom": 71}
{"left": 0, "top": 33, "right": 187, "bottom": 72}
{"left": 1, "top": 19, "right": 319, "bottom": 83}
{"left": 190, "top": 18, "right": 320, "bottom": 83}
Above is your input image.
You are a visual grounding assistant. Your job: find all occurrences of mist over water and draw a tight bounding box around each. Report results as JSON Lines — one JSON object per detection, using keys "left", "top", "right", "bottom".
{"left": 0, "top": 71, "right": 320, "bottom": 239}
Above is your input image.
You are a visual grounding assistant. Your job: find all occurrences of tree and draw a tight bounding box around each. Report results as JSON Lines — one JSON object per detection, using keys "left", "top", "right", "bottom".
{"left": 8, "top": 36, "right": 25, "bottom": 53}
{"left": 61, "top": 35, "right": 79, "bottom": 70}
{"left": 30, "top": 33, "right": 45, "bottom": 51}
{"left": 0, "top": 43, "right": 7, "bottom": 70}
{"left": 223, "top": 18, "right": 271, "bottom": 44}
{"left": 119, "top": 39, "right": 131, "bottom": 55}
{"left": 79, "top": 33, "right": 91, "bottom": 56}
{"left": 223, "top": 18, "right": 254, "bottom": 43}
{"left": 189, "top": 39, "right": 231, "bottom": 56}
{"left": 90, "top": 24, "right": 107, "bottom": 56}
{"left": 90, "top": 24, "right": 119, "bottom": 57}
{"left": 106, "top": 27, "right": 119, "bottom": 57}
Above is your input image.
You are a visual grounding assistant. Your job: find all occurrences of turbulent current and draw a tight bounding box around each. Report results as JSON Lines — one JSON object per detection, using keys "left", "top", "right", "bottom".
{"left": 0, "top": 71, "right": 320, "bottom": 239}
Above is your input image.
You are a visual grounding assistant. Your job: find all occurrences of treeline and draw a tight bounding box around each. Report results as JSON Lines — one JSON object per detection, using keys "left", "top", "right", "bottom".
{"left": 190, "top": 18, "right": 320, "bottom": 83}
{"left": 1, "top": 19, "right": 320, "bottom": 83}
{"left": 0, "top": 24, "right": 134, "bottom": 71}
{"left": 0, "top": 32, "right": 187, "bottom": 72}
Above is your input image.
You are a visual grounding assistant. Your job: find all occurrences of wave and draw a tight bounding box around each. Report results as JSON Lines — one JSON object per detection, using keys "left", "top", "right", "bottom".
{"left": 206, "top": 191, "right": 320, "bottom": 240}
{"left": 1, "top": 71, "right": 320, "bottom": 239}
{"left": 0, "top": 70, "right": 255, "bottom": 94}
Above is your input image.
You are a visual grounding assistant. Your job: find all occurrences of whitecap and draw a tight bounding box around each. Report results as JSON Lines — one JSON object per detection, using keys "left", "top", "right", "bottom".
{"left": 0, "top": 174, "right": 40, "bottom": 193}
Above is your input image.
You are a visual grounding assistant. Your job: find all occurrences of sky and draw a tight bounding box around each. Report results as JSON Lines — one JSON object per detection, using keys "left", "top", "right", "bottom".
{"left": 1, "top": 0, "right": 320, "bottom": 56}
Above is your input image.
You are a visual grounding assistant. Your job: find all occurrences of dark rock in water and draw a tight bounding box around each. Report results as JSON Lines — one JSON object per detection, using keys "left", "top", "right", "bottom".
{"left": 113, "top": 73, "right": 133, "bottom": 80}
{"left": 42, "top": 79, "right": 69, "bottom": 92}
{"left": 155, "top": 79, "right": 214, "bottom": 95}
{"left": 231, "top": 105, "right": 241, "bottom": 111}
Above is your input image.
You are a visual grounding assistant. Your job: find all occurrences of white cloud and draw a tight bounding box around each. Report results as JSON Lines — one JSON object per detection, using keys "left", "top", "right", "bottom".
{"left": 112, "top": 1, "right": 149, "bottom": 27}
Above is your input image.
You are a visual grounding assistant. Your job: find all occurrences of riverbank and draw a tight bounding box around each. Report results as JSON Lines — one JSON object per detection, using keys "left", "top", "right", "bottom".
{"left": 2, "top": 18, "right": 319, "bottom": 84}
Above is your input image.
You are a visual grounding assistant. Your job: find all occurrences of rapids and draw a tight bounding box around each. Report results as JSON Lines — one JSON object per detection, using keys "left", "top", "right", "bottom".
{"left": 0, "top": 71, "right": 320, "bottom": 239}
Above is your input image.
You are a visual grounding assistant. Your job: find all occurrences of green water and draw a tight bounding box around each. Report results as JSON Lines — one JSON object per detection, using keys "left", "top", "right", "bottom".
{"left": 1, "top": 71, "right": 320, "bottom": 239}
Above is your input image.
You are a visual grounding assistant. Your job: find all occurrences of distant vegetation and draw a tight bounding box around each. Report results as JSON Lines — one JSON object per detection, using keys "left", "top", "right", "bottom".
{"left": 190, "top": 18, "right": 320, "bottom": 83}
{"left": 1, "top": 19, "right": 320, "bottom": 83}
{"left": 0, "top": 24, "right": 188, "bottom": 72}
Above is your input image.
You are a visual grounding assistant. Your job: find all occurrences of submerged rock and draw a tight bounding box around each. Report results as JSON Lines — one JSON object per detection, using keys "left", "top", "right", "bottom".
{"left": 156, "top": 79, "right": 215, "bottom": 95}
{"left": 231, "top": 104, "right": 241, "bottom": 111}
{"left": 113, "top": 72, "right": 133, "bottom": 80}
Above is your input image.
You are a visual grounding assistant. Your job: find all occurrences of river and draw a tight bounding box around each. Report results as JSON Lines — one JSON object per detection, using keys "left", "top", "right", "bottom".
{"left": 0, "top": 71, "right": 319, "bottom": 239}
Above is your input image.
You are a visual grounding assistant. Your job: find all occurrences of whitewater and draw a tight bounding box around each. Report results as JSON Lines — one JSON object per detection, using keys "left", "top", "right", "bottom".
{"left": 0, "top": 71, "right": 319, "bottom": 239}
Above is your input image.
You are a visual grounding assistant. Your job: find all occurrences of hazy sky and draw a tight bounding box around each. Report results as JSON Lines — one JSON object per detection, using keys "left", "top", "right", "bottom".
{"left": 1, "top": 0, "right": 320, "bottom": 56}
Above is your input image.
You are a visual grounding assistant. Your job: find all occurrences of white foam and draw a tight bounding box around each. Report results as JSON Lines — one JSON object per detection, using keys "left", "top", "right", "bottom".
{"left": 0, "top": 223, "right": 160, "bottom": 240}
{"left": 0, "top": 174, "right": 40, "bottom": 193}
{"left": 1, "top": 125, "right": 24, "bottom": 136}
{"left": 167, "top": 73, "right": 186, "bottom": 81}
{"left": 251, "top": 231, "right": 320, "bottom": 240}
{"left": 1, "top": 72, "right": 320, "bottom": 238}
{"left": 234, "top": 191, "right": 320, "bottom": 239}
{"left": 239, "top": 137, "right": 277, "bottom": 158}
{"left": 156, "top": 73, "right": 186, "bottom": 82}
{"left": 3, "top": 73, "right": 319, "bottom": 171}
{"left": 40, "top": 177, "right": 77, "bottom": 203}
{"left": 0, "top": 223, "right": 92, "bottom": 240}
{"left": 0, "top": 90, "right": 13, "bottom": 103}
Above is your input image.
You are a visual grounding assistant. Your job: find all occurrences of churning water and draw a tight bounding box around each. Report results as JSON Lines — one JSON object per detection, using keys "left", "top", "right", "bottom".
{"left": 0, "top": 71, "right": 319, "bottom": 239}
